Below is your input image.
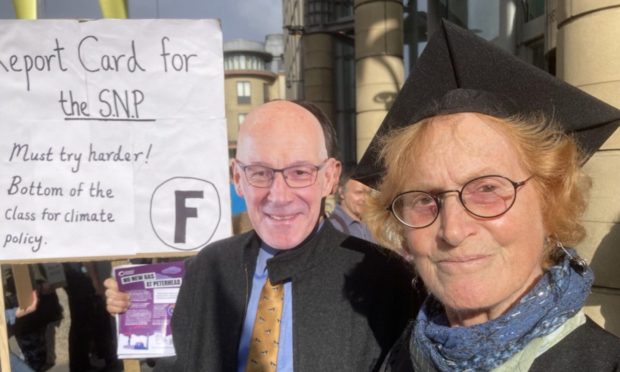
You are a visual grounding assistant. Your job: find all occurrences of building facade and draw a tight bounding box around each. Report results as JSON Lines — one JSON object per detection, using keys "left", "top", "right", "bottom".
{"left": 283, "top": 0, "right": 620, "bottom": 336}
{"left": 284, "top": 0, "right": 358, "bottom": 167}
{"left": 223, "top": 37, "right": 286, "bottom": 156}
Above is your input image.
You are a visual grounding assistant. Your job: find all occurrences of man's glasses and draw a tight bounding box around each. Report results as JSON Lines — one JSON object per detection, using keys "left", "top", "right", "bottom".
{"left": 236, "top": 159, "right": 329, "bottom": 188}
{"left": 388, "top": 175, "right": 533, "bottom": 228}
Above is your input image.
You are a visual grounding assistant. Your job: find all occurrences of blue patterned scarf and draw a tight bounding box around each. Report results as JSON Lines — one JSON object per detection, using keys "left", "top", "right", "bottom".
{"left": 412, "top": 249, "right": 593, "bottom": 372}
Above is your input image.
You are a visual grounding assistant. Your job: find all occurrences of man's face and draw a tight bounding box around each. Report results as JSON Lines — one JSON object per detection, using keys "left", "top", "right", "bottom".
{"left": 233, "top": 101, "right": 338, "bottom": 249}
{"left": 340, "top": 179, "right": 370, "bottom": 220}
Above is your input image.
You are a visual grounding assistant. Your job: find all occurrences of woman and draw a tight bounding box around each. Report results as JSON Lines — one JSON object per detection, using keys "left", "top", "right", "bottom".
{"left": 357, "top": 21, "right": 620, "bottom": 371}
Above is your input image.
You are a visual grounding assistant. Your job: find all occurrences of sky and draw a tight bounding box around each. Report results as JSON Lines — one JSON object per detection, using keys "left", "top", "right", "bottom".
{"left": 0, "top": 0, "right": 283, "bottom": 42}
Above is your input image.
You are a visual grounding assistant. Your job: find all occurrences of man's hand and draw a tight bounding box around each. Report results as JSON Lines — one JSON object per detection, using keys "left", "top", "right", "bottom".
{"left": 104, "top": 277, "right": 131, "bottom": 314}
{"left": 15, "top": 291, "right": 38, "bottom": 318}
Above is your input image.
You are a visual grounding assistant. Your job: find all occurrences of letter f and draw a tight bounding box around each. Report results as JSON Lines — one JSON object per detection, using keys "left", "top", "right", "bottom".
{"left": 174, "top": 190, "right": 203, "bottom": 243}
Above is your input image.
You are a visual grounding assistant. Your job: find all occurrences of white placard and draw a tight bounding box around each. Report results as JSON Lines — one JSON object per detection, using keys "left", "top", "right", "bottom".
{"left": 0, "top": 19, "right": 231, "bottom": 261}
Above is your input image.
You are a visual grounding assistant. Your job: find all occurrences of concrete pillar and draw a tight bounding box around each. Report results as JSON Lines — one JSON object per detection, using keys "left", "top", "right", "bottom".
{"left": 303, "top": 33, "right": 335, "bottom": 122}
{"left": 556, "top": 0, "right": 620, "bottom": 336}
{"left": 544, "top": 0, "right": 558, "bottom": 54}
{"left": 354, "top": 0, "right": 404, "bottom": 160}
{"left": 283, "top": 0, "right": 305, "bottom": 100}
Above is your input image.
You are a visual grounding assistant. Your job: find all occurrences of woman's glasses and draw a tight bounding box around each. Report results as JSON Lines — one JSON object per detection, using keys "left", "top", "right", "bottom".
{"left": 388, "top": 175, "right": 533, "bottom": 228}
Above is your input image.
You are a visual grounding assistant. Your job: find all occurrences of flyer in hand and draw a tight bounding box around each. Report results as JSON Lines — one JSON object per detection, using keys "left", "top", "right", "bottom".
{"left": 113, "top": 260, "right": 185, "bottom": 359}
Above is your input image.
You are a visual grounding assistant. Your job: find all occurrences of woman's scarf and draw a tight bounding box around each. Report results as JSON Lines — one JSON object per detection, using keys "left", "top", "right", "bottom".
{"left": 412, "top": 249, "right": 593, "bottom": 372}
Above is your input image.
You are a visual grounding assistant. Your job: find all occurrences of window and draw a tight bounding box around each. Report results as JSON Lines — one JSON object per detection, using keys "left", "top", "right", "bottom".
{"left": 525, "top": 0, "right": 545, "bottom": 21}
{"left": 263, "top": 83, "right": 270, "bottom": 103}
{"left": 238, "top": 113, "right": 247, "bottom": 125}
{"left": 237, "top": 81, "right": 251, "bottom": 104}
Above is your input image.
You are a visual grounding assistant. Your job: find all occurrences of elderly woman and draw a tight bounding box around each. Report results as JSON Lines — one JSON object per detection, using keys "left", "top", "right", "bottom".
{"left": 357, "top": 21, "right": 620, "bottom": 371}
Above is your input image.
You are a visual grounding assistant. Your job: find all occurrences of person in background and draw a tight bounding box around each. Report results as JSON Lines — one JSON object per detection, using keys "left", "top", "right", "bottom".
{"left": 106, "top": 100, "right": 421, "bottom": 371}
{"left": 63, "top": 262, "right": 120, "bottom": 372}
{"left": 329, "top": 171, "right": 375, "bottom": 242}
{"left": 6, "top": 291, "right": 38, "bottom": 372}
{"left": 356, "top": 20, "right": 620, "bottom": 371}
{"left": 6, "top": 265, "right": 63, "bottom": 372}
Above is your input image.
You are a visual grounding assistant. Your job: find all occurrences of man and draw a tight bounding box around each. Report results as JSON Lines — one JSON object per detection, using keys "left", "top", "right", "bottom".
{"left": 106, "top": 100, "right": 418, "bottom": 371}
{"left": 329, "top": 173, "right": 375, "bottom": 242}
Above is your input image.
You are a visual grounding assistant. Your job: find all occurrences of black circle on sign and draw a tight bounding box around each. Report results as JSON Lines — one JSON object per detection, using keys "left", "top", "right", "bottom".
{"left": 149, "top": 176, "right": 221, "bottom": 251}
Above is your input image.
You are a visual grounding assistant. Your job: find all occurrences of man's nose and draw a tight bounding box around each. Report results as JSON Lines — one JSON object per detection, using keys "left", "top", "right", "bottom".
{"left": 268, "top": 171, "right": 293, "bottom": 201}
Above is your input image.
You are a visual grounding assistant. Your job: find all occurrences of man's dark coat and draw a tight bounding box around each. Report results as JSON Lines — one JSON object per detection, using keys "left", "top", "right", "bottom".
{"left": 156, "top": 221, "right": 420, "bottom": 371}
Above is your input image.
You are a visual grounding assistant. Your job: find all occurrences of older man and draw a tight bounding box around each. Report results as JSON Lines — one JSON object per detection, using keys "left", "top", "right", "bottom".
{"left": 106, "top": 100, "right": 418, "bottom": 371}
{"left": 329, "top": 174, "right": 375, "bottom": 242}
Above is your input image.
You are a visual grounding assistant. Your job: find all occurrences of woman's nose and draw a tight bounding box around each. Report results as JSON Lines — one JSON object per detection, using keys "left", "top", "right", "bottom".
{"left": 437, "top": 194, "right": 475, "bottom": 246}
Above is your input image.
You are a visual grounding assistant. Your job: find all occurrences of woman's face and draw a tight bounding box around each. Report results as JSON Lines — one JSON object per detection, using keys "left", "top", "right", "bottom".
{"left": 402, "top": 113, "right": 547, "bottom": 326}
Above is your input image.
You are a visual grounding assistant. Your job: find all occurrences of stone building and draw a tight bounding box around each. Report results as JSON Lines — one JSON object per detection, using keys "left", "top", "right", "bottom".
{"left": 283, "top": 0, "right": 620, "bottom": 336}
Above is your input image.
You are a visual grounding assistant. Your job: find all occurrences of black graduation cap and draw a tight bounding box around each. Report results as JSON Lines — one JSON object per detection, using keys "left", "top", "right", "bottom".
{"left": 355, "top": 19, "right": 620, "bottom": 188}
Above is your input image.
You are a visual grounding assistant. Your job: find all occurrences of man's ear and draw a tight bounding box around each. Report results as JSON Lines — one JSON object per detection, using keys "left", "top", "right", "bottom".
{"left": 323, "top": 159, "right": 341, "bottom": 197}
{"left": 231, "top": 160, "right": 244, "bottom": 197}
{"left": 332, "top": 161, "right": 342, "bottom": 195}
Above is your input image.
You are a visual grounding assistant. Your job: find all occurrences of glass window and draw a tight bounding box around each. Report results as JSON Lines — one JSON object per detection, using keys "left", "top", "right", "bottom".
{"left": 263, "top": 83, "right": 270, "bottom": 103}
{"left": 525, "top": 0, "right": 545, "bottom": 21}
{"left": 237, "top": 81, "right": 251, "bottom": 104}
{"left": 526, "top": 38, "right": 547, "bottom": 72}
{"left": 238, "top": 113, "right": 247, "bottom": 125}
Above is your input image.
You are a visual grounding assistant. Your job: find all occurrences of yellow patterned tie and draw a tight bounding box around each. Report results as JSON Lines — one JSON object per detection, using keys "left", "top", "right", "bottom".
{"left": 246, "top": 278, "right": 284, "bottom": 372}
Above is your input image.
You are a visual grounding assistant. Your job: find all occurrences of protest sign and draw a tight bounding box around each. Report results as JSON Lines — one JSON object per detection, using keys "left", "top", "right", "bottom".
{"left": 0, "top": 19, "right": 231, "bottom": 261}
